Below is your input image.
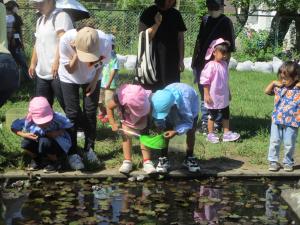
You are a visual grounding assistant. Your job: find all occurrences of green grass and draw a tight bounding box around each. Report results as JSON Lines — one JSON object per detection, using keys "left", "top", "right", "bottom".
{"left": 0, "top": 70, "right": 296, "bottom": 171}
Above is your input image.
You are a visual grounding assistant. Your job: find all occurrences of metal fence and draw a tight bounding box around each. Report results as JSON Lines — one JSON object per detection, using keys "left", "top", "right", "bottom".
{"left": 19, "top": 8, "right": 297, "bottom": 59}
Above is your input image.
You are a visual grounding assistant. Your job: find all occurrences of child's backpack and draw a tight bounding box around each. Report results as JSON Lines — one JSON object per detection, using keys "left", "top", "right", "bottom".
{"left": 135, "top": 29, "right": 158, "bottom": 85}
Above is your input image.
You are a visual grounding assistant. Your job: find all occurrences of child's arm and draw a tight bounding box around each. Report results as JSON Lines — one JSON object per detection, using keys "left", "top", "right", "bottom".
{"left": 203, "top": 85, "right": 213, "bottom": 105}
{"left": 11, "top": 128, "right": 38, "bottom": 141}
{"left": 265, "top": 80, "right": 282, "bottom": 95}
{"left": 105, "top": 69, "right": 118, "bottom": 89}
{"left": 107, "top": 98, "right": 119, "bottom": 131}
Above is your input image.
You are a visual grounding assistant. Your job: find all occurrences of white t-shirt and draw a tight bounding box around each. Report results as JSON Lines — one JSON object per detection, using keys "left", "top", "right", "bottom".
{"left": 58, "top": 29, "right": 112, "bottom": 84}
{"left": 35, "top": 9, "right": 73, "bottom": 80}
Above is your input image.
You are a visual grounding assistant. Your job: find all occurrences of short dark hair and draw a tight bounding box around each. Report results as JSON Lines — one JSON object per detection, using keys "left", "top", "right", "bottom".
{"left": 278, "top": 61, "right": 300, "bottom": 82}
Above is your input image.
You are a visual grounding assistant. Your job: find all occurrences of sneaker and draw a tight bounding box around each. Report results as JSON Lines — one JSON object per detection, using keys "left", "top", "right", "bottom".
{"left": 26, "top": 159, "right": 40, "bottom": 171}
{"left": 43, "top": 162, "right": 61, "bottom": 173}
{"left": 207, "top": 133, "right": 220, "bottom": 144}
{"left": 156, "top": 157, "right": 171, "bottom": 173}
{"left": 85, "top": 148, "right": 100, "bottom": 164}
{"left": 283, "top": 164, "right": 294, "bottom": 172}
{"left": 182, "top": 156, "right": 201, "bottom": 172}
{"left": 119, "top": 160, "right": 133, "bottom": 174}
{"left": 143, "top": 160, "right": 156, "bottom": 174}
{"left": 200, "top": 123, "right": 208, "bottom": 135}
{"left": 222, "top": 131, "right": 240, "bottom": 142}
{"left": 269, "top": 162, "right": 281, "bottom": 172}
{"left": 68, "top": 154, "right": 85, "bottom": 170}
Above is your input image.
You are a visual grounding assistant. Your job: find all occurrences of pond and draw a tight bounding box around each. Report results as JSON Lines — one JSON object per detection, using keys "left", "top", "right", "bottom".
{"left": 0, "top": 177, "right": 298, "bottom": 225}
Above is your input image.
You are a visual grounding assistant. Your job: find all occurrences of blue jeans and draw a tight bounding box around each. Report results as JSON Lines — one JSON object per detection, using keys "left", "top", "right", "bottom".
{"left": 268, "top": 123, "right": 298, "bottom": 166}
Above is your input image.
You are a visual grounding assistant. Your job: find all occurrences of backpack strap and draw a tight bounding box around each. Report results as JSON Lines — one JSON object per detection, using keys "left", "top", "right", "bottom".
{"left": 37, "top": 9, "right": 63, "bottom": 30}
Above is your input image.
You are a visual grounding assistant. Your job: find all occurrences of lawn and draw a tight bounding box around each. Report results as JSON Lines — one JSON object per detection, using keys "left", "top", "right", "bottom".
{"left": 0, "top": 70, "right": 298, "bottom": 171}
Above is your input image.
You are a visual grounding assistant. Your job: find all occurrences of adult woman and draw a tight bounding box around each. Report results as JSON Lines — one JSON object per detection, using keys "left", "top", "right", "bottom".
{"left": 59, "top": 27, "right": 111, "bottom": 170}
{"left": 139, "top": 0, "right": 186, "bottom": 91}
{"left": 28, "top": 0, "right": 73, "bottom": 109}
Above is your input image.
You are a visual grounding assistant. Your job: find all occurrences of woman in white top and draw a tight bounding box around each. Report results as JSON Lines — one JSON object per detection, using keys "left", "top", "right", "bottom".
{"left": 28, "top": 0, "right": 73, "bottom": 109}
{"left": 59, "top": 27, "right": 111, "bottom": 170}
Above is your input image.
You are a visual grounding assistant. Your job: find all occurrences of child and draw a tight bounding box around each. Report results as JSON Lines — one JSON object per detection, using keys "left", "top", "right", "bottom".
{"left": 107, "top": 84, "right": 156, "bottom": 174}
{"left": 200, "top": 38, "right": 240, "bottom": 144}
{"left": 151, "top": 83, "right": 200, "bottom": 173}
{"left": 265, "top": 61, "right": 300, "bottom": 172}
{"left": 98, "top": 34, "right": 119, "bottom": 123}
{"left": 11, "top": 97, "right": 73, "bottom": 172}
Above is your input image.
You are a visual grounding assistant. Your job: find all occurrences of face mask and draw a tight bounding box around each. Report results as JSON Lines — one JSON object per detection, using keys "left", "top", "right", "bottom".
{"left": 208, "top": 10, "right": 221, "bottom": 18}
{"left": 12, "top": 7, "right": 19, "bottom": 14}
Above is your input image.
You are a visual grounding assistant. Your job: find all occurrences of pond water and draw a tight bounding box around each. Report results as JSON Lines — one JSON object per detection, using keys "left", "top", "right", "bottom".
{"left": 0, "top": 178, "right": 298, "bottom": 225}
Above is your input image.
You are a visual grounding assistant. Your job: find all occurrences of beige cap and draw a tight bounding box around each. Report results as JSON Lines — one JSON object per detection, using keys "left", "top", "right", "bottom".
{"left": 75, "top": 27, "right": 100, "bottom": 63}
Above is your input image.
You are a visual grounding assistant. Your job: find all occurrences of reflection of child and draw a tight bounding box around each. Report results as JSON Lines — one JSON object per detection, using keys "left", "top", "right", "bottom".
{"left": 265, "top": 61, "right": 300, "bottom": 172}
{"left": 107, "top": 84, "right": 156, "bottom": 174}
{"left": 200, "top": 38, "right": 240, "bottom": 144}
{"left": 194, "top": 186, "right": 222, "bottom": 223}
{"left": 98, "top": 34, "right": 119, "bottom": 123}
{"left": 11, "top": 97, "right": 73, "bottom": 172}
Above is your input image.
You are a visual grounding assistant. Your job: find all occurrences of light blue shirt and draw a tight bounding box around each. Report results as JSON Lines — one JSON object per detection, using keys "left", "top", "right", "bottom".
{"left": 11, "top": 112, "right": 73, "bottom": 153}
{"left": 164, "top": 83, "right": 199, "bottom": 135}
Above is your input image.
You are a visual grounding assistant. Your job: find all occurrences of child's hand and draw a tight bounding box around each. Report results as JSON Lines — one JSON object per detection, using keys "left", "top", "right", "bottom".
{"left": 204, "top": 94, "right": 213, "bottom": 105}
{"left": 23, "top": 133, "right": 38, "bottom": 141}
{"left": 110, "top": 123, "right": 119, "bottom": 132}
{"left": 273, "top": 80, "right": 283, "bottom": 87}
{"left": 164, "top": 130, "right": 177, "bottom": 139}
{"left": 86, "top": 81, "right": 97, "bottom": 96}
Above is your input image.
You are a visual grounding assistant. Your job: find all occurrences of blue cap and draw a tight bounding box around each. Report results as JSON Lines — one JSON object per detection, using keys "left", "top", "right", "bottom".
{"left": 151, "top": 89, "right": 175, "bottom": 120}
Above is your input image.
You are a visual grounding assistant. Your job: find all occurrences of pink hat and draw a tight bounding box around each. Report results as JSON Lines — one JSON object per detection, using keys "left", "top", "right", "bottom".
{"left": 117, "top": 84, "right": 152, "bottom": 117}
{"left": 205, "top": 38, "right": 231, "bottom": 60}
{"left": 26, "top": 97, "right": 53, "bottom": 125}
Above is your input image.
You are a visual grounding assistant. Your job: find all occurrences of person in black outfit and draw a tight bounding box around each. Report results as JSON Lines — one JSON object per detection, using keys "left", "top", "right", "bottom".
{"left": 139, "top": 0, "right": 186, "bottom": 91}
{"left": 191, "top": 0, "right": 235, "bottom": 134}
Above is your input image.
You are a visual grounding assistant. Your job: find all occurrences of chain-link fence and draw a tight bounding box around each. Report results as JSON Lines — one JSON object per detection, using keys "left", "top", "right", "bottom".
{"left": 19, "top": 7, "right": 298, "bottom": 60}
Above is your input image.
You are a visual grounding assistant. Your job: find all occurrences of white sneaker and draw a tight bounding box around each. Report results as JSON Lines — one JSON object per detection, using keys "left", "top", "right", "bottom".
{"left": 182, "top": 156, "right": 201, "bottom": 172}
{"left": 119, "top": 160, "right": 133, "bottom": 174}
{"left": 85, "top": 148, "right": 100, "bottom": 164}
{"left": 68, "top": 154, "right": 84, "bottom": 170}
{"left": 143, "top": 160, "right": 156, "bottom": 174}
{"left": 156, "top": 157, "right": 171, "bottom": 173}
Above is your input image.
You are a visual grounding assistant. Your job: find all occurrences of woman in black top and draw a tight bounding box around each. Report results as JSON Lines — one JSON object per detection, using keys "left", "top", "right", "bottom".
{"left": 139, "top": 0, "right": 186, "bottom": 91}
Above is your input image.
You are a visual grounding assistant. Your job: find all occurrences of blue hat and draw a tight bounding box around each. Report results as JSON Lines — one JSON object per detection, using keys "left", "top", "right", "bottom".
{"left": 151, "top": 89, "right": 176, "bottom": 120}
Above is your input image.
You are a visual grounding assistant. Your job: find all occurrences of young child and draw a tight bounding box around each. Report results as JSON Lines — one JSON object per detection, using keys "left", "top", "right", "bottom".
{"left": 151, "top": 82, "right": 200, "bottom": 173}
{"left": 107, "top": 84, "right": 156, "bottom": 174}
{"left": 200, "top": 38, "right": 240, "bottom": 144}
{"left": 98, "top": 34, "right": 119, "bottom": 123}
{"left": 11, "top": 97, "right": 73, "bottom": 172}
{"left": 265, "top": 61, "right": 300, "bottom": 172}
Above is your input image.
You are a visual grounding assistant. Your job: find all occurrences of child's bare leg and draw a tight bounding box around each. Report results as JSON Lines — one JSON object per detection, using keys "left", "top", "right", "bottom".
{"left": 140, "top": 143, "right": 151, "bottom": 160}
{"left": 222, "top": 119, "right": 230, "bottom": 133}
{"left": 121, "top": 134, "right": 132, "bottom": 160}
{"left": 207, "top": 119, "right": 214, "bottom": 134}
{"left": 186, "top": 128, "right": 196, "bottom": 157}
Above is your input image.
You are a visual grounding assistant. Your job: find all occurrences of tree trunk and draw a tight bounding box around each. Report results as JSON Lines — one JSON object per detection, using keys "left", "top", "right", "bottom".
{"left": 234, "top": 4, "right": 250, "bottom": 36}
{"left": 265, "top": 12, "right": 293, "bottom": 49}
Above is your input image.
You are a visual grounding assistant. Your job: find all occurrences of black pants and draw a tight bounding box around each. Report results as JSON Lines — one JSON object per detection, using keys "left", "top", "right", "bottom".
{"left": 0, "top": 53, "right": 19, "bottom": 107}
{"left": 36, "top": 76, "right": 65, "bottom": 110}
{"left": 60, "top": 81, "right": 100, "bottom": 153}
{"left": 21, "top": 137, "right": 64, "bottom": 157}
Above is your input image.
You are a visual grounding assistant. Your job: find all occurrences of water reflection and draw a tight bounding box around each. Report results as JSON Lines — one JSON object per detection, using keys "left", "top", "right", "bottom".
{"left": 0, "top": 179, "right": 297, "bottom": 225}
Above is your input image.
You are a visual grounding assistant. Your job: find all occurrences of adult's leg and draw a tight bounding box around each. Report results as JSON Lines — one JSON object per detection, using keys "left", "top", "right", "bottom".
{"left": 35, "top": 76, "right": 54, "bottom": 106}
{"left": 82, "top": 82, "right": 100, "bottom": 151}
{"left": 60, "top": 81, "right": 82, "bottom": 155}
{"left": 12, "top": 47, "right": 30, "bottom": 81}
{"left": 51, "top": 77, "right": 65, "bottom": 111}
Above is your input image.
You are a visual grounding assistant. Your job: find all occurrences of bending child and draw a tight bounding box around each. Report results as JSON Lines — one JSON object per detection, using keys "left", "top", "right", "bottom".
{"left": 107, "top": 84, "right": 156, "bottom": 174}
{"left": 265, "top": 61, "right": 300, "bottom": 172}
{"left": 11, "top": 97, "right": 73, "bottom": 172}
{"left": 200, "top": 38, "right": 240, "bottom": 144}
{"left": 151, "top": 82, "right": 200, "bottom": 173}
